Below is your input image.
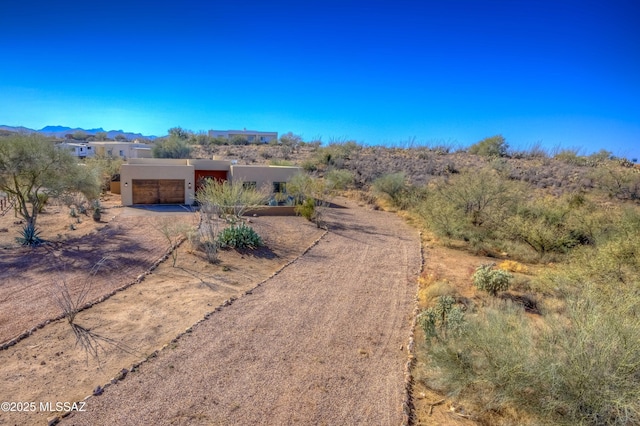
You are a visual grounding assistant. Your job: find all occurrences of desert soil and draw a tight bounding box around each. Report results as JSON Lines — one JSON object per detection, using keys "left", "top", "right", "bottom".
{"left": 0, "top": 196, "right": 324, "bottom": 425}
{"left": 57, "top": 198, "right": 422, "bottom": 425}
{"left": 1, "top": 197, "right": 422, "bottom": 425}
{"left": 0, "top": 194, "right": 178, "bottom": 344}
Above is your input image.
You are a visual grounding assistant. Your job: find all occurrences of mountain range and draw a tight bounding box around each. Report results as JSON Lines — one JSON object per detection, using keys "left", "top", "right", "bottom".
{"left": 0, "top": 125, "right": 157, "bottom": 140}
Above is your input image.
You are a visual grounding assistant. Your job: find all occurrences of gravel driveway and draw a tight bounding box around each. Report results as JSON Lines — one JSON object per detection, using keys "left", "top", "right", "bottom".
{"left": 64, "top": 199, "right": 421, "bottom": 425}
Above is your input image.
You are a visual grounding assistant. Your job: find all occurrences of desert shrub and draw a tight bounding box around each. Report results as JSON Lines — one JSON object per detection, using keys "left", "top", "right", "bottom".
{"left": 508, "top": 142, "right": 549, "bottom": 159}
{"left": 294, "top": 197, "right": 316, "bottom": 222}
{"left": 315, "top": 140, "right": 362, "bottom": 169}
{"left": 468, "top": 135, "right": 508, "bottom": 157}
{"left": 418, "top": 295, "right": 466, "bottom": 341}
{"left": 301, "top": 159, "right": 318, "bottom": 172}
{"left": 269, "top": 159, "right": 294, "bottom": 166}
{"left": 554, "top": 148, "right": 589, "bottom": 166}
{"left": 36, "top": 192, "right": 49, "bottom": 213}
{"left": 218, "top": 223, "right": 263, "bottom": 249}
{"left": 498, "top": 260, "right": 529, "bottom": 274}
{"left": 325, "top": 169, "right": 354, "bottom": 190}
{"left": 195, "top": 178, "right": 270, "bottom": 220}
{"left": 472, "top": 264, "right": 512, "bottom": 296}
{"left": 16, "top": 222, "right": 43, "bottom": 246}
{"left": 372, "top": 172, "right": 409, "bottom": 208}
{"left": 418, "top": 168, "right": 523, "bottom": 242}
{"left": 287, "top": 173, "right": 335, "bottom": 228}
{"left": 229, "top": 135, "right": 249, "bottom": 145}
{"left": 426, "top": 290, "right": 640, "bottom": 425}
{"left": 589, "top": 166, "right": 640, "bottom": 201}
{"left": 502, "top": 194, "right": 597, "bottom": 260}
{"left": 152, "top": 137, "right": 192, "bottom": 158}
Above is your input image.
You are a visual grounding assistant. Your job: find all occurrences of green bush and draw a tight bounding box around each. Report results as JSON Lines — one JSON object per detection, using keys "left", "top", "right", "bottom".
{"left": 426, "top": 290, "right": 640, "bottom": 425}
{"left": 417, "top": 168, "right": 523, "bottom": 242}
{"left": 325, "top": 169, "right": 354, "bottom": 190}
{"left": 418, "top": 295, "right": 465, "bottom": 341}
{"left": 472, "top": 264, "right": 512, "bottom": 296}
{"left": 152, "top": 137, "right": 192, "bottom": 158}
{"left": 35, "top": 192, "right": 49, "bottom": 213}
{"left": 372, "top": 172, "right": 410, "bottom": 208}
{"left": 218, "top": 223, "right": 263, "bottom": 249}
{"left": 503, "top": 194, "right": 596, "bottom": 259}
{"left": 468, "top": 135, "right": 508, "bottom": 157}
{"left": 294, "top": 197, "right": 316, "bottom": 222}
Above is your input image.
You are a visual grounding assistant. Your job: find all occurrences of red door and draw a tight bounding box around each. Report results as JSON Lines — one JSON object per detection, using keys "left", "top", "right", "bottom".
{"left": 195, "top": 170, "right": 228, "bottom": 190}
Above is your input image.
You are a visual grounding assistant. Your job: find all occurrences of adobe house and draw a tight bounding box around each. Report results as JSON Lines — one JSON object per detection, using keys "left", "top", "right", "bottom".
{"left": 89, "top": 141, "right": 153, "bottom": 159}
{"left": 208, "top": 129, "right": 277, "bottom": 144}
{"left": 119, "top": 158, "right": 301, "bottom": 206}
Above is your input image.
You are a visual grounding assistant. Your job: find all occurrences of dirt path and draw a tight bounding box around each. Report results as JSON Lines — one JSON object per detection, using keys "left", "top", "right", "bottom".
{"left": 0, "top": 213, "right": 324, "bottom": 426}
{"left": 64, "top": 200, "right": 422, "bottom": 425}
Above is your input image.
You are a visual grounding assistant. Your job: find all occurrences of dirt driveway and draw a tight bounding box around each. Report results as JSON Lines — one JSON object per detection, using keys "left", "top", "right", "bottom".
{"left": 64, "top": 199, "right": 422, "bottom": 425}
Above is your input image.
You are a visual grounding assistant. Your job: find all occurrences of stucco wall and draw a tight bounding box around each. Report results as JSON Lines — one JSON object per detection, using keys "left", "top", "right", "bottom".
{"left": 230, "top": 165, "right": 302, "bottom": 190}
{"left": 188, "top": 159, "right": 231, "bottom": 171}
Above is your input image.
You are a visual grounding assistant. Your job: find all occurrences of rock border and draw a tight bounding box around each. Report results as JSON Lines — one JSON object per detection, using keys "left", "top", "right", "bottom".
{"left": 53, "top": 229, "right": 328, "bottom": 425}
{"left": 0, "top": 237, "right": 185, "bottom": 351}
{"left": 401, "top": 230, "right": 424, "bottom": 426}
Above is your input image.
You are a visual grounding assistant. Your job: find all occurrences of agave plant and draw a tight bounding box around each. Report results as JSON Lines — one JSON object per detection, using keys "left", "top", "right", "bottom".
{"left": 16, "top": 222, "right": 43, "bottom": 246}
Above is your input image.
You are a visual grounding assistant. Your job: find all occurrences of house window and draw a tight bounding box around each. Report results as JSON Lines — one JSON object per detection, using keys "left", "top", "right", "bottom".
{"left": 273, "top": 182, "right": 286, "bottom": 193}
{"left": 119, "top": 150, "right": 125, "bottom": 157}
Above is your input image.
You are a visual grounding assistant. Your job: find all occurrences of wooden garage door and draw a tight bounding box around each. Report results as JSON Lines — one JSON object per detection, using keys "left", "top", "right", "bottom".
{"left": 132, "top": 179, "right": 185, "bottom": 204}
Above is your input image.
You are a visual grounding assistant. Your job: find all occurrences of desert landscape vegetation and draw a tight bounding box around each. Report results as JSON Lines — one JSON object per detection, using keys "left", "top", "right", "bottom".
{"left": 1, "top": 129, "right": 640, "bottom": 425}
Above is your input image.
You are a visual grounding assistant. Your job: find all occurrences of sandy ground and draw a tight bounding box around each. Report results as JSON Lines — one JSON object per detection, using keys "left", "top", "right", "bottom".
{"left": 0, "top": 197, "right": 325, "bottom": 426}
{"left": 0, "top": 194, "right": 180, "bottom": 345}
{"left": 54, "top": 198, "right": 422, "bottom": 425}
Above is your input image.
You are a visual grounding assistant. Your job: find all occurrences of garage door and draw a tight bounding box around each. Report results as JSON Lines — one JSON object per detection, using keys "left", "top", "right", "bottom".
{"left": 132, "top": 179, "right": 185, "bottom": 204}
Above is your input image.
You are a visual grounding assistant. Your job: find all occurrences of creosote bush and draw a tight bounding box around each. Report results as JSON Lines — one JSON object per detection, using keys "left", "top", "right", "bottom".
{"left": 468, "top": 134, "right": 508, "bottom": 157}
{"left": 372, "top": 172, "right": 412, "bottom": 208}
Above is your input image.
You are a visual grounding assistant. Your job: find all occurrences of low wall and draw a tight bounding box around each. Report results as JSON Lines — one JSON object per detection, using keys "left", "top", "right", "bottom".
{"left": 110, "top": 181, "right": 121, "bottom": 194}
{"left": 244, "top": 206, "right": 297, "bottom": 216}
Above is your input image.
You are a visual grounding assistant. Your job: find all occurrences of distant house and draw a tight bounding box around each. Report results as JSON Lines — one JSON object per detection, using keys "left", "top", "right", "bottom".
{"left": 88, "top": 141, "right": 152, "bottom": 159}
{"left": 208, "top": 129, "right": 278, "bottom": 144}
{"left": 57, "top": 142, "right": 95, "bottom": 159}
{"left": 119, "top": 158, "right": 301, "bottom": 206}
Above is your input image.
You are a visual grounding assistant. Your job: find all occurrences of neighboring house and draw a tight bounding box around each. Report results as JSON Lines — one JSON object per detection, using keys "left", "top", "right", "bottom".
{"left": 119, "top": 158, "right": 301, "bottom": 206}
{"left": 208, "top": 129, "right": 278, "bottom": 144}
{"left": 88, "top": 141, "right": 152, "bottom": 159}
{"left": 57, "top": 142, "right": 95, "bottom": 159}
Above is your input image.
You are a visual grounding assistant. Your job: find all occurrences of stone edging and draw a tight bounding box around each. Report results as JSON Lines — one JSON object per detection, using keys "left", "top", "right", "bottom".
{"left": 53, "top": 228, "right": 329, "bottom": 425}
{"left": 0, "top": 238, "right": 185, "bottom": 352}
{"left": 401, "top": 230, "right": 424, "bottom": 426}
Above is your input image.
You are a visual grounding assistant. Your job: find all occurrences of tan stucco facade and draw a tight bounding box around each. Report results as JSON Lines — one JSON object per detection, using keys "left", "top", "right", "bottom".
{"left": 89, "top": 141, "right": 152, "bottom": 159}
{"left": 119, "top": 159, "right": 301, "bottom": 206}
{"left": 230, "top": 165, "right": 302, "bottom": 191}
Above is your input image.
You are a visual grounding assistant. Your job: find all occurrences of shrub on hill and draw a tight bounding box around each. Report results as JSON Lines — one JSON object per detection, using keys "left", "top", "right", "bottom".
{"left": 468, "top": 135, "right": 509, "bottom": 157}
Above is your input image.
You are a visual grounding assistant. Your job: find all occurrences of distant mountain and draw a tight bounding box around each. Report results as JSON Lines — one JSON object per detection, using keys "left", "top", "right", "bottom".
{"left": 0, "top": 125, "right": 157, "bottom": 141}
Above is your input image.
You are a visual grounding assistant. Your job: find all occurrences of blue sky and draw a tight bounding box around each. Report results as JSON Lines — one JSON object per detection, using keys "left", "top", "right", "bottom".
{"left": 1, "top": 0, "right": 639, "bottom": 159}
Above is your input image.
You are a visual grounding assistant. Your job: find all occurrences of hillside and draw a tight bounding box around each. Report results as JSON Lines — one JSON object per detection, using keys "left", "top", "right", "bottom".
{"left": 193, "top": 140, "right": 640, "bottom": 425}
{"left": 0, "top": 125, "right": 157, "bottom": 140}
